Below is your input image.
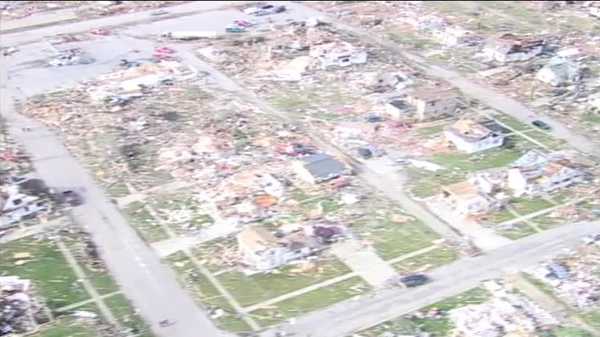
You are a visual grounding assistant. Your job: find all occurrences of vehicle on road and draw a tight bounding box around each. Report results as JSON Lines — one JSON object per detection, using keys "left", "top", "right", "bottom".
{"left": 159, "top": 319, "right": 175, "bottom": 327}
{"left": 399, "top": 274, "right": 430, "bottom": 287}
{"left": 234, "top": 19, "right": 253, "bottom": 27}
{"left": 150, "top": 10, "right": 169, "bottom": 16}
{"left": 90, "top": 28, "right": 110, "bottom": 36}
{"left": 225, "top": 25, "right": 247, "bottom": 33}
{"left": 244, "top": 4, "right": 286, "bottom": 16}
{"left": 154, "top": 46, "right": 176, "bottom": 54}
{"left": 532, "top": 120, "right": 551, "bottom": 130}
{"left": 582, "top": 234, "right": 600, "bottom": 245}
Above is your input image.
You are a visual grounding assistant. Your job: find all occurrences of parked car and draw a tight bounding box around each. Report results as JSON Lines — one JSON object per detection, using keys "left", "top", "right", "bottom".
{"left": 150, "top": 10, "right": 169, "bottom": 16}
{"left": 90, "top": 28, "right": 110, "bottom": 36}
{"left": 225, "top": 25, "right": 246, "bottom": 33}
{"left": 532, "top": 120, "right": 551, "bottom": 130}
{"left": 399, "top": 274, "right": 430, "bottom": 287}
{"left": 233, "top": 19, "right": 253, "bottom": 27}
{"left": 582, "top": 234, "right": 600, "bottom": 245}
{"left": 357, "top": 147, "right": 373, "bottom": 159}
{"left": 154, "top": 46, "right": 176, "bottom": 54}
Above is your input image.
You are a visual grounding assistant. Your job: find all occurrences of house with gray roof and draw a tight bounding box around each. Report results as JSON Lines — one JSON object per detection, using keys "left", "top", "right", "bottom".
{"left": 292, "top": 153, "right": 348, "bottom": 184}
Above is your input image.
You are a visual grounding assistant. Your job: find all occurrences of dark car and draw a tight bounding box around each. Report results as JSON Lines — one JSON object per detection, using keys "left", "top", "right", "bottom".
{"left": 357, "top": 147, "right": 373, "bottom": 159}
{"left": 532, "top": 120, "right": 551, "bottom": 130}
{"left": 400, "top": 274, "right": 429, "bottom": 287}
{"left": 51, "top": 189, "right": 84, "bottom": 207}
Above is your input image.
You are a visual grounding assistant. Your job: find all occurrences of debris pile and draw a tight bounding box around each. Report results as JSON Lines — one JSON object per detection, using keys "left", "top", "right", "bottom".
{"left": 449, "top": 280, "right": 558, "bottom": 337}
{"left": 0, "top": 276, "right": 43, "bottom": 336}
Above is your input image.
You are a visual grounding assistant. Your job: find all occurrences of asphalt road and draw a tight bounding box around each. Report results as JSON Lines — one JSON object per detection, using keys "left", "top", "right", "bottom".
{"left": 283, "top": 2, "right": 600, "bottom": 158}
{"left": 260, "top": 220, "right": 600, "bottom": 337}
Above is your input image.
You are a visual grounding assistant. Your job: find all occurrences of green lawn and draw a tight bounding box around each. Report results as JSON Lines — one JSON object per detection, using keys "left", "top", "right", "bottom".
{"left": 122, "top": 201, "right": 169, "bottom": 243}
{"left": 164, "top": 252, "right": 252, "bottom": 333}
{"left": 582, "top": 310, "right": 600, "bottom": 331}
{"left": 415, "top": 124, "right": 446, "bottom": 137}
{"left": 359, "top": 287, "right": 490, "bottom": 337}
{"left": 583, "top": 113, "right": 600, "bottom": 124}
{"left": 104, "top": 293, "right": 154, "bottom": 337}
{"left": 531, "top": 213, "right": 567, "bottom": 231}
{"left": 484, "top": 208, "right": 517, "bottom": 224}
{"left": 62, "top": 238, "right": 119, "bottom": 296}
{"left": 249, "top": 276, "right": 370, "bottom": 327}
{"left": 509, "top": 197, "right": 554, "bottom": 215}
{"left": 526, "top": 130, "right": 567, "bottom": 149}
{"left": 496, "top": 222, "right": 538, "bottom": 240}
{"left": 216, "top": 257, "right": 352, "bottom": 307}
{"left": 33, "top": 319, "right": 99, "bottom": 337}
{"left": 0, "top": 238, "right": 90, "bottom": 311}
{"left": 393, "top": 247, "right": 459, "bottom": 273}
{"left": 191, "top": 236, "right": 238, "bottom": 273}
{"left": 550, "top": 327, "right": 594, "bottom": 337}
{"left": 429, "top": 142, "right": 523, "bottom": 172}
{"left": 494, "top": 114, "right": 534, "bottom": 131}
{"left": 351, "top": 212, "right": 439, "bottom": 261}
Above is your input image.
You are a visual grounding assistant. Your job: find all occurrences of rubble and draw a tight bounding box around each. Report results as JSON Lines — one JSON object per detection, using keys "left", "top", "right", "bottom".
{"left": 0, "top": 276, "right": 44, "bottom": 336}
{"left": 449, "top": 280, "right": 559, "bottom": 337}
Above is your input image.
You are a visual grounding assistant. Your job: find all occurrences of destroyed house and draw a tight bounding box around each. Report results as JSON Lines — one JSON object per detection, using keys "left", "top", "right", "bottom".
{"left": 237, "top": 226, "right": 318, "bottom": 272}
{"left": 309, "top": 42, "right": 367, "bottom": 69}
{"left": 483, "top": 33, "right": 544, "bottom": 63}
{"left": 405, "top": 87, "right": 459, "bottom": 121}
{"left": 536, "top": 57, "right": 580, "bottom": 86}
{"left": 293, "top": 153, "right": 348, "bottom": 184}
{"left": 507, "top": 150, "right": 583, "bottom": 196}
{"left": 444, "top": 119, "right": 505, "bottom": 153}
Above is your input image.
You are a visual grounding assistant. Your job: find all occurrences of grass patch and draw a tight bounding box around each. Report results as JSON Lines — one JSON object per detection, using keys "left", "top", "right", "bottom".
{"left": 62, "top": 238, "right": 119, "bottom": 296}
{"left": 34, "top": 319, "right": 99, "bottom": 337}
{"left": 583, "top": 113, "right": 600, "bottom": 124}
{"left": 496, "top": 222, "right": 538, "bottom": 240}
{"left": 526, "top": 130, "right": 567, "bottom": 149}
{"left": 531, "top": 213, "right": 567, "bottom": 231}
{"left": 122, "top": 201, "right": 169, "bottom": 243}
{"left": 191, "top": 236, "right": 238, "bottom": 273}
{"left": 249, "top": 276, "right": 370, "bottom": 327}
{"left": 405, "top": 166, "right": 466, "bottom": 199}
{"left": 509, "top": 197, "right": 554, "bottom": 215}
{"left": 216, "top": 257, "right": 351, "bottom": 307}
{"left": 550, "top": 327, "right": 594, "bottom": 337}
{"left": 104, "top": 293, "right": 154, "bottom": 337}
{"left": 393, "top": 247, "right": 459, "bottom": 273}
{"left": 0, "top": 238, "right": 90, "bottom": 311}
{"left": 581, "top": 310, "right": 600, "bottom": 331}
{"left": 351, "top": 212, "right": 439, "bottom": 261}
{"left": 430, "top": 141, "right": 523, "bottom": 172}
{"left": 415, "top": 124, "right": 446, "bottom": 137}
{"left": 164, "top": 252, "right": 253, "bottom": 333}
{"left": 494, "top": 114, "right": 534, "bottom": 131}
{"left": 484, "top": 208, "right": 517, "bottom": 224}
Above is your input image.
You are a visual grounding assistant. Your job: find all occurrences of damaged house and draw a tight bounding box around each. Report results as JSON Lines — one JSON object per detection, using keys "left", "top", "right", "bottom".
{"left": 237, "top": 226, "right": 321, "bottom": 272}
{"left": 444, "top": 119, "right": 505, "bottom": 154}
{"left": 0, "top": 183, "right": 48, "bottom": 229}
{"left": 309, "top": 41, "right": 367, "bottom": 69}
{"left": 293, "top": 153, "right": 349, "bottom": 184}
{"left": 535, "top": 57, "right": 580, "bottom": 86}
{"left": 507, "top": 150, "right": 584, "bottom": 197}
{"left": 441, "top": 179, "right": 504, "bottom": 215}
{"left": 386, "top": 86, "right": 459, "bottom": 121}
{"left": 433, "top": 26, "right": 475, "bottom": 46}
{"left": 482, "top": 33, "right": 544, "bottom": 63}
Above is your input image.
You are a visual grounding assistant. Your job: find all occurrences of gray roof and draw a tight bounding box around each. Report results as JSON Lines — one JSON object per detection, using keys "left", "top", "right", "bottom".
{"left": 302, "top": 154, "right": 346, "bottom": 181}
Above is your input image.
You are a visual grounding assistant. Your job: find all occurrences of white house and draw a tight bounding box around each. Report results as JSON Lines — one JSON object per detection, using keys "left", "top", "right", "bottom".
{"left": 405, "top": 87, "right": 459, "bottom": 121}
{"left": 441, "top": 180, "right": 502, "bottom": 215}
{"left": 507, "top": 150, "right": 584, "bottom": 196}
{"left": 309, "top": 41, "right": 367, "bottom": 69}
{"left": 237, "top": 226, "right": 317, "bottom": 272}
{"left": 482, "top": 33, "right": 544, "bottom": 63}
{"left": 536, "top": 57, "right": 580, "bottom": 86}
{"left": 444, "top": 119, "right": 505, "bottom": 153}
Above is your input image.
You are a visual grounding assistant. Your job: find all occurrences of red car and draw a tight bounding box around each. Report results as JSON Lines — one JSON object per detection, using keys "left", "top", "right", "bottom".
{"left": 154, "top": 46, "right": 176, "bottom": 54}
{"left": 90, "top": 28, "right": 110, "bottom": 36}
{"left": 233, "top": 19, "right": 252, "bottom": 27}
